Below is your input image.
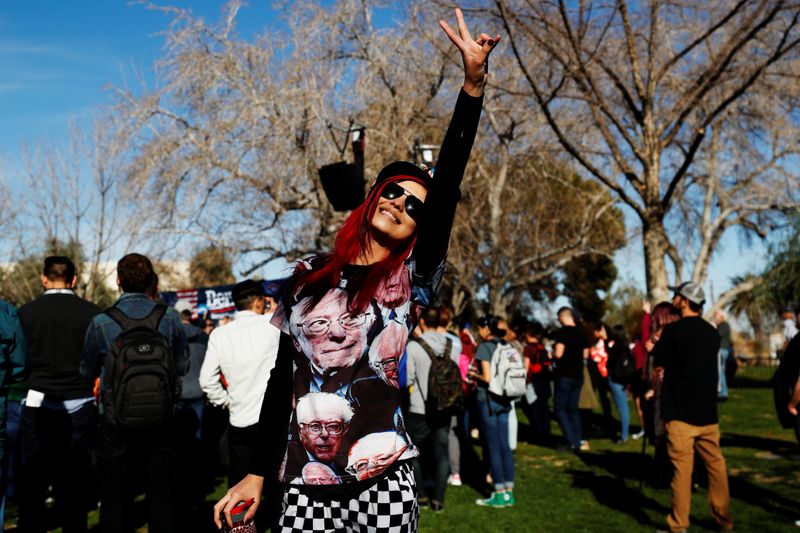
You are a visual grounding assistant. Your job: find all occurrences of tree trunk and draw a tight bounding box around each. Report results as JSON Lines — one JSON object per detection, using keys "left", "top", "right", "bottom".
{"left": 489, "top": 285, "right": 509, "bottom": 318}
{"left": 643, "top": 221, "right": 670, "bottom": 303}
{"left": 450, "top": 288, "right": 467, "bottom": 317}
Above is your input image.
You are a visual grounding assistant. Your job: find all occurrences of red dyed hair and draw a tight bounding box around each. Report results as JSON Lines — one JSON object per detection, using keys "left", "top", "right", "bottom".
{"left": 287, "top": 175, "right": 427, "bottom": 313}
{"left": 651, "top": 302, "right": 680, "bottom": 334}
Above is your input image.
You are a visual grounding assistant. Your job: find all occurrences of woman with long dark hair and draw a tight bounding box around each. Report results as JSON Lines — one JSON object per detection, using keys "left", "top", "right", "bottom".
{"left": 214, "top": 9, "right": 499, "bottom": 531}
{"left": 594, "top": 322, "right": 632, "bottom": 443}
{"left": 468, "top": 315, "right": 525, "bottom": 508}
{"left": 644, "top": 301, "right": 681, "bottom": 487}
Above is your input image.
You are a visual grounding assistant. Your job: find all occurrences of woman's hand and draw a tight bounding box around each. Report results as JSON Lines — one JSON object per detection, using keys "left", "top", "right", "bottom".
{"left": 439, "top": 8, "right": 500, "bottom": 97}
{"left": 213, "top": 474, "right": 264, "bottom": 529}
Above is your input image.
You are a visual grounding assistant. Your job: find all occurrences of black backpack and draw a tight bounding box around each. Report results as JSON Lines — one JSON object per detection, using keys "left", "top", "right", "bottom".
{"left": 414, "top": 337, "right": 463, "bottom": 416}
{"left": 102, "top": 304, "right": 179, "bottom": 431}
{"left": 610, "top": 343, "right": 637, "bottom": 384}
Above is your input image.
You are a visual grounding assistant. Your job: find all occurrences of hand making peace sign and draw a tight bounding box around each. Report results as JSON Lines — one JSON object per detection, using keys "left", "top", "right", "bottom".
{"left": 439, "top": 8, "right": 501, "bottom": 97}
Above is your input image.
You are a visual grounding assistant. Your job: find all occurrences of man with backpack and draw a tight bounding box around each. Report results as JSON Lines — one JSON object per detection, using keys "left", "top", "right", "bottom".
{"left": 406, "top": 307, "right": 462, "bottom": 512}
{"left": 81, "top": 253, "right": 188, "bottom": 533}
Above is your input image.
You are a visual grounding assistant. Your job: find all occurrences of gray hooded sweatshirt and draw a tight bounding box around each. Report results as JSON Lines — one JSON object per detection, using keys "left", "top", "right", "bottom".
{"left": 406, "top": 331, "right": 461, "bottom": 416}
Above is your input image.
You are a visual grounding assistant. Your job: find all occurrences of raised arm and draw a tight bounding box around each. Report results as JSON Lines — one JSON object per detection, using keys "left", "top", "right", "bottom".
{"left": 414, "top": 9, "right": 499, "bottom": 277}
{"left": 439, "top": 8, "right": 499, "bottom": 98}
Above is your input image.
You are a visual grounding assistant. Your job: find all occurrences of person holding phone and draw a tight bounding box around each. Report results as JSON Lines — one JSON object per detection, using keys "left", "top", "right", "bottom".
{"left": 214, "top": 8, "right": 499, "bottom": 532}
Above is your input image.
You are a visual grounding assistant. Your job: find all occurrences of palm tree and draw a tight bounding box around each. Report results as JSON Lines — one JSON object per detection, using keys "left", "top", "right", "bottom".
{"left": 727, "top": 273, "right": 771, "bottom": 358}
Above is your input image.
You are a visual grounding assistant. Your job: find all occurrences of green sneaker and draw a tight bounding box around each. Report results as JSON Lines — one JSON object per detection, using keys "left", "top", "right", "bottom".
{"left": 476, "top": 492, "right": 506, "bottom": 508}
{"left": 504, "top": 491, "right": 515, "bottom": 507}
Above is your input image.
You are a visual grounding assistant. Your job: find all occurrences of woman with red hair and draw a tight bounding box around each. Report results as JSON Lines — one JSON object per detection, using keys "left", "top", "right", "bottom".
{"left": 215, "top": 8, "right": 499, "bottom": 532}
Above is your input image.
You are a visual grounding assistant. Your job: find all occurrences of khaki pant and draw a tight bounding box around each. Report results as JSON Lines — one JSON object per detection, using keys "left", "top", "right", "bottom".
{"left": 665, "top": 420, "right": 733, "bottom": 531}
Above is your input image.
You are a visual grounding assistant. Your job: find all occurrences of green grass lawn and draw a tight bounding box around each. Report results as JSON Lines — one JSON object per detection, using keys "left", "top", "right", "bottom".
{"left": 419, "top": 367, "right": 799, "bottom": 533}
{"left": 7, "top": 367, "right": 799, "bottom": 532}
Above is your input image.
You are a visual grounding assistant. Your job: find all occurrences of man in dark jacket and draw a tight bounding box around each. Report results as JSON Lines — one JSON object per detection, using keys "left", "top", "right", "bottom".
{"left": 652, "top": 282, "right": 733, "bottom": 532}
{"left": 81, "top": 253, "right": 187, "bottom": 533}
{"left": 0, "top": 299, "right": 28, "bottom": 528}
{"left": 175, "top": 305, "right": 209, "bottom": 507}
{"left": 176, "top": 305, "right": 207, "bottom": 443}
{"left": 17, "top": 256, "right": 100, "bottom": 533}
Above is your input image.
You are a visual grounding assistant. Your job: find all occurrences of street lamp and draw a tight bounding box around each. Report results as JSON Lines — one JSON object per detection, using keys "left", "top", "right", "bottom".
{"left": 317, "top": 122, "right": 366, "bottom": 211}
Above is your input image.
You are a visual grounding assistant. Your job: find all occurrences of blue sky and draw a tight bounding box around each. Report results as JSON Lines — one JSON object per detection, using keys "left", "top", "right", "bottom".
{"left": 0, "top": 1, "right": 769, "bottom": 299}
{"left": 0, "top": 1, "right": 281, "bottom": 148}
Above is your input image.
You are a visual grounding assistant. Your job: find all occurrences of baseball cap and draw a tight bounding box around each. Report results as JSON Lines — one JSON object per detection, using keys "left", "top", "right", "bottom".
{"left": 676, "top": 282, "right": 705, "bottom": 305}
{"left": 372, "top": 161, "right": 434, "bottom": 190}
{"left": 667, "top": 281, "right": 690, "bottom": 294}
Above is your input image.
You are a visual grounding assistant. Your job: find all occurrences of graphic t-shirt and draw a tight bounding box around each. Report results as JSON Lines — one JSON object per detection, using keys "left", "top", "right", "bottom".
{"left": 270, "top": 257, "right": 444, "bottom": 485}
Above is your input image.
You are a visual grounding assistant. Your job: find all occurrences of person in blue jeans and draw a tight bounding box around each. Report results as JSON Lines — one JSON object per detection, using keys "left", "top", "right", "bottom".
{"left": 552, "top": 307, "right": 590, "bottom": 452}
{"left": 469, "top": 316, "right": 528, "bottom": 508}
{"left": 595, "top": 323, "right": 631, "bottom": 443}
{"left": 713, "top": 310, "right": 733, "bottom": 401}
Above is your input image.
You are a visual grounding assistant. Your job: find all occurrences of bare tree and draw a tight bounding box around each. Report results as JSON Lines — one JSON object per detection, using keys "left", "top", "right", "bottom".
{"left": 491, "top": 0, "right": 800, "bottom": 302}
{"left": 5, "top": 115, "right": 142, "bottom": 305}
{"left": 448, "top": 150, "right": 625, "bottom": 316}
{"left": 114, "top": 0, "right": 628, "bottom": 313}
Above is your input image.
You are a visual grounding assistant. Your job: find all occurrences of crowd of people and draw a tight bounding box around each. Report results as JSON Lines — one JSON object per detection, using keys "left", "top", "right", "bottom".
{"left": 1, "top": 248, "right": 785, "bottom": 533}
{"left": 0, "top": 7, "right": 797, "bottom": 533}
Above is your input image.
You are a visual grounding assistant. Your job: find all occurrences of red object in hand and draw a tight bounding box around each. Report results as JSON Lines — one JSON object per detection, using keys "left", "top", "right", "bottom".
{"left": 220, "top": 499, "right": 256, "bottom": 533}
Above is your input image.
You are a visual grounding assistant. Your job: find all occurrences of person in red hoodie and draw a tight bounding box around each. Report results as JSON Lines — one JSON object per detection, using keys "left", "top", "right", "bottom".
{"left": 629, "top": 299, "right": 652, "bottom": 440}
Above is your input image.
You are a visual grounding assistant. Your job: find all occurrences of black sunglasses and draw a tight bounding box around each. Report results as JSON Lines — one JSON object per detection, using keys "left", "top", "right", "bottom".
{"left": 379, "top": 182, "right": 426, "bottom": 221}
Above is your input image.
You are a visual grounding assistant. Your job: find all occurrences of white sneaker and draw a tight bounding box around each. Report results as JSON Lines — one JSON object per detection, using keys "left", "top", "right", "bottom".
{"left": 448, "top": 474, "right": 462, "bottom": 486}
{"left": 631, "top": 430, "right": 645, "bottom": 440}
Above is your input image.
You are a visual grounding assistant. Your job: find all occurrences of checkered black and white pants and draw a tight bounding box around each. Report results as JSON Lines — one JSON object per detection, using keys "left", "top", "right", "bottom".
{"left": 278, "top": 462, "right": 419, "bottom": 533}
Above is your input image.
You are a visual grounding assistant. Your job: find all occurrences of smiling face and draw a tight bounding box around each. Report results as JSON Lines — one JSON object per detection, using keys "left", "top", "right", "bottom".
{"left": 290, "top": 290, "right": 375, "bottom": 370}
{"left": 370, "top": 180, "right": 428, "bottom": 245}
